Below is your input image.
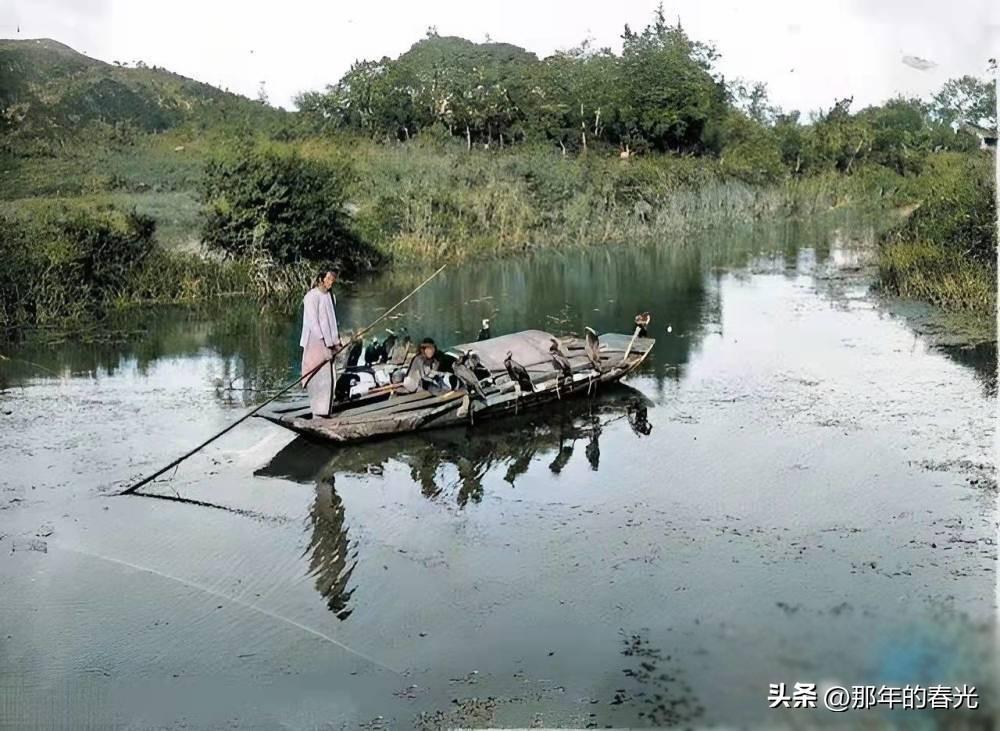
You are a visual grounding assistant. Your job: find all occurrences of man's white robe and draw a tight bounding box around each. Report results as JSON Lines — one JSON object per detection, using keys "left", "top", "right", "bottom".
{"left": 300, "top": 287, "right": 340, "bottom": 416}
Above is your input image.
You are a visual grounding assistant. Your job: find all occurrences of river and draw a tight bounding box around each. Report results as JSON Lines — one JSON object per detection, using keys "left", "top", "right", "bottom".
{"left": 1, "top": 212, "right": 996, "bottom": 728}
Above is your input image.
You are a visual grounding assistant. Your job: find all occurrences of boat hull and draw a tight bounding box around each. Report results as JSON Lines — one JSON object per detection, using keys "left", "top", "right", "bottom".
{"left": 257, "top": 331, "right": 653, "bottom": 444}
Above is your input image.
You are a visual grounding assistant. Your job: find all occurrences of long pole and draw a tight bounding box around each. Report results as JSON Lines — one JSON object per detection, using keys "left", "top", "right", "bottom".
{"left": 118, "top": 264, "right": 447, "bottom": 496}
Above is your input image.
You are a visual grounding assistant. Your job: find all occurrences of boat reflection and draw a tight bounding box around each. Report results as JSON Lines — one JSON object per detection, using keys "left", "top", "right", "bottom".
{"left": 255, "top": 384, "right": 653, "bottom": 617}
{"left": 257, "top": 383, "right": 653, "bottom": 503}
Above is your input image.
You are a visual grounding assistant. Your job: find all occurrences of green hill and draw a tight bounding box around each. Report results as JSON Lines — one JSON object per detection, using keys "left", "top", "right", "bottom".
{"left": 0, "top": 38, "right": 282, "bottom": 142}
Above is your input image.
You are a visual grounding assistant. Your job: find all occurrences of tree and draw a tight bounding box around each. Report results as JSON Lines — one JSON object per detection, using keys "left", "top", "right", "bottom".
{"left": 617, "top": 4, "right": 727, "bottom": 152}
{"left": 931, "top": 75, "right": 996, "bottom": 127}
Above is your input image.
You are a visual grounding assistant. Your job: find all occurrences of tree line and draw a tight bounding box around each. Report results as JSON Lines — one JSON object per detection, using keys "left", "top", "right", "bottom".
{"left": 294, "top": 6, "right": 995, "bottom": 181}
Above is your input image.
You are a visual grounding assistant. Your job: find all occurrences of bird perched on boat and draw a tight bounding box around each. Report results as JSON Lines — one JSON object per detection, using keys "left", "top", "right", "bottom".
{"left": 504, "top": 351, "right": 535, "bottom": 392}
{"left": 584, "top": 327, "right": 602, "bottom": 370}
{"left": 454, "top": 351, "right": 487, "bottom": 399}
{"left": 465, "top": 350, "right": 492, "bottom": 382}
{"left": 549, "top": 338, "right": 573, "bottom": 377}
{"left": 345, "top": 339, "right": 363, "bottom": 367}
{"left": 634, "top": 312, "right": 651, "bottom": 337}
{"left": 477, "top": 318, "right": 491, "bottom": 341}
{"left": 382, "top": 329, "right": 397, "bottom": 362}
{"left": 364, "top": 337, "right": 385, "bottom": 366}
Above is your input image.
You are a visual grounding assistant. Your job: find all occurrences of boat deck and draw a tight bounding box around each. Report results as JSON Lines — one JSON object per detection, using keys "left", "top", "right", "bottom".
{"left": 257, "top": 331, "right": 654, "bottom": 443}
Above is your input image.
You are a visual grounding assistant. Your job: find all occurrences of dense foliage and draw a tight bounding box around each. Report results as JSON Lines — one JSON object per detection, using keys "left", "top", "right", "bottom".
{"left": 0, "top": 204, "right": 156, "bottom": 329}
{"left": 878, "top": 153, "right": 997, "bottom": 312}
{"left": 295, "top": 6, "right": 991, "bottom": 180}
{"left": 200, "top": 144, "right": 381, "bottom": 271}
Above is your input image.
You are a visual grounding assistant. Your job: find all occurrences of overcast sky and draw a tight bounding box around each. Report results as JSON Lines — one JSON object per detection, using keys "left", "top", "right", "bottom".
{"left": 3, "top": 0, "right": 998, "bottom": 114}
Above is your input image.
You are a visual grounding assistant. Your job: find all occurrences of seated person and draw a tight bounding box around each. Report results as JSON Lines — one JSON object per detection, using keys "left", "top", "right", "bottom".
{"left": 401, "top": 338, "right": 454, "bottom": 394}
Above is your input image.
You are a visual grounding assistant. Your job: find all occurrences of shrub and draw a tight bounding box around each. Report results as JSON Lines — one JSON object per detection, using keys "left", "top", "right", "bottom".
{"left": 200, "top": 144, "right": 382, "bottom": 272}
{"left": 0, "top": 203, "right": 156, "bottom": 330}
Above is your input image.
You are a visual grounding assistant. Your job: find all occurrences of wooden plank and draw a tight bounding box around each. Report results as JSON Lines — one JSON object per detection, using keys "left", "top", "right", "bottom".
{"left": 337, "top": 392, "right": 465, "bottom": 424}
{"left": 334, "top": 390, "right": 436, "bottom": 418}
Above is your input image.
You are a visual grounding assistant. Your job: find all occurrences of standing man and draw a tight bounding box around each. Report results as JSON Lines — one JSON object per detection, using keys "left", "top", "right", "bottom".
{"left": 301, "top": 269, "right": 341, "bottom": 417}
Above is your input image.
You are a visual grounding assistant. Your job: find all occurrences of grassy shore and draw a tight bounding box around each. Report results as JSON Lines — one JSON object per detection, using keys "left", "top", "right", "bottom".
{"left": 876, "top": 153, "right": 997, "bottom": 315}
{"left": 1, "top": 132, "right": 994, "bottom": 337}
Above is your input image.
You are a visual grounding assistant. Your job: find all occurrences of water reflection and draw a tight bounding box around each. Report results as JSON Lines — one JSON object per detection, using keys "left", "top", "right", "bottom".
{"left": 258, "top": 385, "right": 653, "bottom": 501}
{"left": 936, "top": 341, "right": 997, "bottom": 397}
{"left": 2, "top": 212, "right": 992, "bottom": 398}
{"left": 256, "top": 386, "right": 653, "bottom": 615}
{"left": 304, "top": 478, "right": 357, "bottom": 620}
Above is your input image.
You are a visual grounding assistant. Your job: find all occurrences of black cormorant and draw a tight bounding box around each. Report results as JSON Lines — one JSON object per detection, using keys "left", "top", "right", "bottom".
{"left": 477, "top": 318, "right": 491, "bottom": 341}
{"left": 454, "top": 351, "right": 487, "bottom": 399}
{"left": 364, "top": 337, "right": 384, "bottom": 366}
{"left": 504, "top": 351, "right": 535, "bottom": 392}
{"left": 549, "top": 338, "right": 573, "bottom": 377}
{"left": 346, "top": 340, "right": 363, "bottom": 367}
{"left": 382, "top": 330, "right": 397, "bottom": 361}
{"left": 584, "top": 327, "right": 602, "bottom": 370}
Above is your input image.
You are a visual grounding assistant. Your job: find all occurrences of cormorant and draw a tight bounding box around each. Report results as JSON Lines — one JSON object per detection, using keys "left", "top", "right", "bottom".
{"left": 465, "top": 350, "right": 492, "bottom": 381}
{"left": 346, "top": 340, "right": 363, "bottom": 367}
{"left": 364, "top": 337, "right": 384, "bottom": 366}
{"left": 634, "top": 312, "right": 651, "bottom": 338}
{"left": 382, "top": 330, "right": 397, "bottom": 361}
{"left": 584, "top": 327, "right": 602, "bottom": 370}
{"left": 454, "top": 351, "right": 487, "bottom": 399}
{"left": 477, "top": 318, "right": 491, "bottom": 341}
{"left": 504, "top": 351, "right": 535, "bottom": 393}
{"left": 549, "top": 338, "right": 573, "bottom": 377}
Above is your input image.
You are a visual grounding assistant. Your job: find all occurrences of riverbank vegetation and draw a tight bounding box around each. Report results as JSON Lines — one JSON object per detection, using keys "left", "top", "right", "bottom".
{"left": 877, "top": 153, "right": 996, "bottom": 313}
{"left": 0, "top": 7, "right": 995, "bottom": 335}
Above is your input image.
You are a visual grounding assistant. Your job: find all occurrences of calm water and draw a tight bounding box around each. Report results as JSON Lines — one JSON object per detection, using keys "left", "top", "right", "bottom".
{"left": 1, "top": 214, "right": 996, "bottom": 728}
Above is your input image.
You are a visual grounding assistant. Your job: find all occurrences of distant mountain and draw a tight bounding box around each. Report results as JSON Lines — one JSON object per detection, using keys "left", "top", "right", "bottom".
{"left": 0, "top": 38, "right": 283, "bottom": 140}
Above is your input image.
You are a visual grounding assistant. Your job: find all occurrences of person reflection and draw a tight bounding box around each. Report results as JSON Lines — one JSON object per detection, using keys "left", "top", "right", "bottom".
{"left": 304, "top": 476, "right": 357, "bottom": 620}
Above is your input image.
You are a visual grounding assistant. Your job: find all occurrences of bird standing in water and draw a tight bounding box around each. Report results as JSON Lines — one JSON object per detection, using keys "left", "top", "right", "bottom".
{"left": 549, "top": 338, "right": 573, "bottom": 377}
{"left": 584, "top": 327, "right": 602, "bottom": 370}
{"left": 504, "top": 351, "right": 535, "bottom": 393}
{"left": 477, "top": 318, "right": 491, "bottom": 341}
{"left": 454, "top": 351, "right": 487, "bottom": 399}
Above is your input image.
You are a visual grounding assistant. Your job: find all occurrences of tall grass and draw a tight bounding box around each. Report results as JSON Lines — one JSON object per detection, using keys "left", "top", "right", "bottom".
{"left": 876, "top": 152, "right": 997, "bottom": 314}
{"left": 878, "top": 239, "right": 995, "bottom": 313}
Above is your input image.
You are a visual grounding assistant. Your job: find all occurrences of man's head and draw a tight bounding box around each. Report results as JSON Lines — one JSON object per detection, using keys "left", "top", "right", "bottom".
{"left": 420, "top": 338, "right": 437, "bottom": 359}
{"left": 316, "top": 269, "right": 337, "bottom": 292}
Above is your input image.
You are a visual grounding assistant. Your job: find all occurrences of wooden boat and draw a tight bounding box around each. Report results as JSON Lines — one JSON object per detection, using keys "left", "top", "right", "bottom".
{"left": 256, "top": 329, "right": 654, "bottom": 443}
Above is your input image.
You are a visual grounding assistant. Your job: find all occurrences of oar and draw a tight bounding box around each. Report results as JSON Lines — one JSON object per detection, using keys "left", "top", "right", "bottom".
{"left": 118, "top": 264, "right": 447, "bottom": 496}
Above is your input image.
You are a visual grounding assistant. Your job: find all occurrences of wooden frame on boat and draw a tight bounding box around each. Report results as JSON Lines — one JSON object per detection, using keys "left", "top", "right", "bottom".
{"left": 256, "top": 329, "right": 654, "bottom": 443}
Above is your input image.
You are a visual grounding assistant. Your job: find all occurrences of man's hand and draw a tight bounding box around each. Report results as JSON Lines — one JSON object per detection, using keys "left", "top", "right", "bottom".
{"left": 325, "top": 347, "right": 335, "bottom": 362}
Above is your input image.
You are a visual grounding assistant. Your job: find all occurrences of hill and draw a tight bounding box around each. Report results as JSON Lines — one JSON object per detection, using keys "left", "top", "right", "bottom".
{"left": 0, "top": 38, "right": 283, "bottom": 143}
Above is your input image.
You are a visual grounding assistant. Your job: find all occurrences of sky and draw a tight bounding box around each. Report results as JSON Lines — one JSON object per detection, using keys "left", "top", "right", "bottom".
{"left": 2, "top": 0, "right": 998, "bottom": 114}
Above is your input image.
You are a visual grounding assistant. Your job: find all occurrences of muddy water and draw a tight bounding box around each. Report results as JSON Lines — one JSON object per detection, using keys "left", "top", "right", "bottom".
{"left": 1, "top": 214, "right": 996, "bottom": 728}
